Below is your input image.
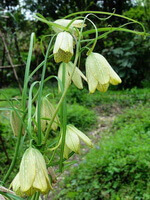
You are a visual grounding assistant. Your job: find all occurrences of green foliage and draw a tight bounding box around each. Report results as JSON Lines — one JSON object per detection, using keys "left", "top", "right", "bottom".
{"left": 56, "top": 103, "right": 150, "bottom": 200}
{"left": 103, "top": 35, "right": 150, "bottom": 88}
{"left": 0, "top": 122, "right": 17, "bottom": 182}
{"left": 67, "top": 104, "right": 97, "bottom": 131}
{"left": 67, "top": 85, "right": 150, "bottom": 108}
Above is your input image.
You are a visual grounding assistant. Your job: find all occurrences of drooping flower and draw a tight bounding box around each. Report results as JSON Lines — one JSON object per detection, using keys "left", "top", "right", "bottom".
{"left": 58, "top": 62, "right": 87, "bottom": 91}
{"left": 53, "top": 32, "right": 74, "bottom": 63}
{"left": 35, "top": 97, "right": 60, "bottom": 132}
{"left": 64, "top": 124, "right": 93, "bottom": 159}
{"left": 11, "top": 147, "right": 52, "bottom": 196}
{"left": 86, "top": 52, "right": 122, "bottom": 93}
{"left": 52, "top": 19, "right": 86, "bottom": 33}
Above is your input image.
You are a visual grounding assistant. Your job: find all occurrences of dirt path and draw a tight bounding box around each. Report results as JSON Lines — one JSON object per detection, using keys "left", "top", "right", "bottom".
{"left": 48, "top": 103, "right": 123, "bottom": 199}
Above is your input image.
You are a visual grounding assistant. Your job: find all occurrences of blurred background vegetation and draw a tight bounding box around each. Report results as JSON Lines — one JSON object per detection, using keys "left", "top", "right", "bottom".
{"left": 0, "top": 0, "right": 150, "bottom": 88}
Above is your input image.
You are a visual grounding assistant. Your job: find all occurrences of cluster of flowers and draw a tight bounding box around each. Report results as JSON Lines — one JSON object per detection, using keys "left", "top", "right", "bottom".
{"left": 53, "top": 19, "right": 122, "bottom": 93}
{"left": 10, "top": 18, "right": 121, "bottom": 197}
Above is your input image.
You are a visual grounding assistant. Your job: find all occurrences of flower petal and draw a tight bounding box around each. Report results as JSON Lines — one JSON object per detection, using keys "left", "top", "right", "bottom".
{"left": 68, "top": 62, "right": 83, "bottom": 89}
{"left": 86, "top": 59, "right": 98, "bottom": 93}
{"left": 66, "top": 126, "right": 80, "bottom": 154}
{"left": 86, "top": 53, "right": 110, "bottom": 85}
{"left": 63, "top": 144, "right": 72, "bottom": 159}
{"left": 53, "top": 32, "right": 73, "bottom": 63}
{"left": 19, "top": 148, "right": 36, "bottom": 192}
{"left": 52, "top": 19, "right": 86, "bottom": 33}
{"left": 97, "top": 83, "right": 109, "bottom": 92}
{"left": 58, "top": 63, "right": 71, "bottom": 92}
{"left": 68, "top": 125, "right": 93, "bottom": 148}
{"left": 109, "top": 67, "right": 122, "bottom": 85}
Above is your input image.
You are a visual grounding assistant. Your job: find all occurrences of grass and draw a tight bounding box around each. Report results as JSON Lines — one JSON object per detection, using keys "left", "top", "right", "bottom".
{"left": 55, "top": 103, "right": 150, "bottom": 200}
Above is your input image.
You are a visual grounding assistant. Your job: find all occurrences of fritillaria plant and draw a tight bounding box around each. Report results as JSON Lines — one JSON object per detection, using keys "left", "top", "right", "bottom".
{"left": 0, "top": 10, "right": 147, "bottom": 200}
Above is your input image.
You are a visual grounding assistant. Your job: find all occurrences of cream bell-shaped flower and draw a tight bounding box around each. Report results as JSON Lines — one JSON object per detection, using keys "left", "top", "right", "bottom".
{"left": 52, "top": 19, "right": 86, "bottom": 33}
{"left": 53, "top": 31, "right": 73, "bottom": 63}
{"left": 64, "top": 124, "right": 93, "bottom": 159}
{"left": 86, "top": 52, "right": 122, "bottom": 93}
{"left": 58, "top": 62, "right": 87, "bottom": 91}
{"left": 35, "top": 97, "right": 60, "bottom": 132}
{"left": 11, "top": 147, "right": 52, "bottom": 196}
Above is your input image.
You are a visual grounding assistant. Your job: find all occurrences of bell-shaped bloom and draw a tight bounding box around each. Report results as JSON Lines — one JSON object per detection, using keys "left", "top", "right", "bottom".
{"left": 11, "top": 147, "right": 52, "bottom": 196}
{"left": 35, "top": 97, "right": 60, "bottom": 132}
{"left": 64, "top": 124, "right": 93, "bottom": 159}
{"left": 52, "top": 19, "right": 86, "bottom": 33}
{"left": 58, "top": 62, "right": 87, "bottom": 91}
{"left": 53, "top": 32, "right": 73, "bottom": 63}
{"left": 86, "top": 52, "right": 122, "bottom": 93}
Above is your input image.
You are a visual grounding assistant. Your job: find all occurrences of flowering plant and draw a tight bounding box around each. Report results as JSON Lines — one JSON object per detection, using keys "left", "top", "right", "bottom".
{"left": 0, "top": 10, "right": 148, "bottom": 200}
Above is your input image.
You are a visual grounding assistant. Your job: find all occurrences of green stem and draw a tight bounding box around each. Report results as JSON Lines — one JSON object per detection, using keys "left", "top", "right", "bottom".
{"left": 59, "top": 64, "right": 67, "bottom": 172}
{"left": 3, "top": 120, "right": 24, "bottom": 183}
{"left": 82, "top": 27, "right": 150, "bottom": 37}
{"left": 64, "top": 11, "right": 146, "bottom": 33}
{"left": 28, "top": 81, "right": 39, "bottom": 137}
{"left": 37, "top": 36, "right": 55, "bottom": 145}
{"left": 34, "top": 192, "right": 40, "bottom": 200}
{"left": 22, "top": 33, "right": 35, "bottom": 110}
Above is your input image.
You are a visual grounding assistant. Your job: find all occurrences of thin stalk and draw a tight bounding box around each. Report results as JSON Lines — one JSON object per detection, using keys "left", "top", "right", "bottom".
{"left": 28, "top": 81, "right": 39, "bottom": 137}
{"left": 59, "top": 64, "right": 67, "bottom": 172}
{"left": 64, "top": 11, "right": 146, "bottom": 34}
{"left": 22, "top": 33, "right": 35, "bottom": 110}
{"left": 3, "top": 120, "right": 24, "bottom": 183}
{"left": 37, "top": 36, "right": 55, "bottom": 145}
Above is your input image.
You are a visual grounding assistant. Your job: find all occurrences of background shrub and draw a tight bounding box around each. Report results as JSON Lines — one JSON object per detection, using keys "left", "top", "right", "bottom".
{"left": 67, "top": 104, "right": 97, "bottom": 131}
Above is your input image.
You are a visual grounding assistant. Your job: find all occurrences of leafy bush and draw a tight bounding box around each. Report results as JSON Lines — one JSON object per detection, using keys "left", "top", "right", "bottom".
{"left": 0, "top": 122, "right": 17, "bottom": 182}
{"left": 56, "top": 104, "right": 150, "bottom": 200}
{"left": 67, "top": 104, "right": 97, "bottom": 131}
{"left": 103, "top": 35, "right": 150, "bottom": 88}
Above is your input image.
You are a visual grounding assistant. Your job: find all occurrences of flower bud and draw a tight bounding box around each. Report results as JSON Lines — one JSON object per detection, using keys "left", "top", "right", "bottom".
{"left": 11, "top": 147, "right": 52, "bottom": 196}
{"left": 86, "top": 52, "right": 122, "bottom": 93}
{"left": 53, "top": 32, "right": 73, "bottom": 63}
{"left": 35, "top": 97, "right": 60, "bottom": 132}
{"left": 64, "top": 124, "right": 93, "bottom": 159}
{"left": 10, "top": 110, "right": 24, "bottom": 136}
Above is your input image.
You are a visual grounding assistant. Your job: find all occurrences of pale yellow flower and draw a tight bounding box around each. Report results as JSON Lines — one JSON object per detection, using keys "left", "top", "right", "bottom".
{"left": 52, "top": 19, "right": 86, "bottom": 33}
{"left": 11, "top": 147, "right": 52, "bottom": 196}
{"left": 64, "top": 124, "right": 93, "bottom": 159}
{"left": 86, "top": 52, "right": 122, "bottom": 93}
{"left": 58, "top": 62, "right": 87, "bottom": 91}
{"left": 53, "top": 32, "right": 73, "bottom": 63}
